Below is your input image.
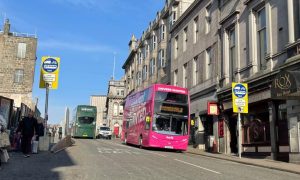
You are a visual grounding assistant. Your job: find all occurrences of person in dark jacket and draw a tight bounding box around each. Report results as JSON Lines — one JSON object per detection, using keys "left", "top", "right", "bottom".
{"left": 17, "top": 111, "right": 38, "bottom": 157}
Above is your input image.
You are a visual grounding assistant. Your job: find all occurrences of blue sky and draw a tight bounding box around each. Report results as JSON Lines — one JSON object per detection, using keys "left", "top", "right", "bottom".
{"left": 0, "top": 0, "right": 164, "bottom": 124}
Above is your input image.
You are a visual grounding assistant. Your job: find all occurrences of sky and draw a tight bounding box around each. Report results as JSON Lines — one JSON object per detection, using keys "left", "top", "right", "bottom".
{"left": 0, "top": 0, "right": 165, "bottom": 124}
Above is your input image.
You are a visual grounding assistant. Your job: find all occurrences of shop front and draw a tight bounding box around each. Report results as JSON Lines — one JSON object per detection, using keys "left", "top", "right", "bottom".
{"left": 218, "top": 75, "right": 291, "bottom": 161}
{"left": 271, "top": 70, "right": 300, "bottom": 163}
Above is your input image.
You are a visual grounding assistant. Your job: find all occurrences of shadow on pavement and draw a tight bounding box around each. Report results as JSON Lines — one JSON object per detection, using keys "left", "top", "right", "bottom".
{"left": 0, "top": 149, "right": 76, "bottom": 180}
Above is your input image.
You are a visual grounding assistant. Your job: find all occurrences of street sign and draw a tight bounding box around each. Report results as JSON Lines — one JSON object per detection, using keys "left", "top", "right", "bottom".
{"left": 39, "top": 57, "right": 60, "bottom": 89}
{"left": 232, "top": 83, "right": 248, "bottom": 113}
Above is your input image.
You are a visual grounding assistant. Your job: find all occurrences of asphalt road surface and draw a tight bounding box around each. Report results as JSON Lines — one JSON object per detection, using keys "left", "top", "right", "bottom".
{"left": 1, "top": 139, "right": 300, "bottom": 180}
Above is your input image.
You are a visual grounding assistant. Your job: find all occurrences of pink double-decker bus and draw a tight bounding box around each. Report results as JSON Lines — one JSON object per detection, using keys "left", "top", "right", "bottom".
{"left": 121, "top": 84, "right": 190, "bottom": 151}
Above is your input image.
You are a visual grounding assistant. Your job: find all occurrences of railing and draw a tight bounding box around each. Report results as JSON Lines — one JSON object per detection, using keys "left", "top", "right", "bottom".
{"left": 0, "top": 31, "right": 37, "bottom": 38}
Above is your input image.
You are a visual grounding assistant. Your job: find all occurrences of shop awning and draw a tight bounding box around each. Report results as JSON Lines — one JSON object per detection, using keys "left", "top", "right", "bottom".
{"left": 271, "top": 71, "right": 300, "bottom": 99}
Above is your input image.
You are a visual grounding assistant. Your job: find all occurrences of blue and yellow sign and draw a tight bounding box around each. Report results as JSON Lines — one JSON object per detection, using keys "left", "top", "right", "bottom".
{"left": 232, "top": 83, "right": 248, "bottom": 113}
{"left": 39, "top": 56, "right": 60, "bottom": 89}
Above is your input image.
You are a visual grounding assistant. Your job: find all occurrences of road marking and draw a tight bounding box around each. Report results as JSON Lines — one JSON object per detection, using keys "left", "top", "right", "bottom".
{"left": 174, "top": 159, "right": 221, "bottom": 174}
{"left": 105, "top": 141, "right": 168, "bottom": 157}
{"left": 147, "top": 151, "right": 167, "bottom": 157}
{"left": 98, "top": 140, "right": 169, "bottom": 158}
{"left": 97, "top": 147, "right": 141, "bottom": 155}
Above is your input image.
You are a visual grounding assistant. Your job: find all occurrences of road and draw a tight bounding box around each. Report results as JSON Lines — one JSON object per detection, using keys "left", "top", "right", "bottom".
{"left": 1, "top": 139, "right": 300, "bottom": 180}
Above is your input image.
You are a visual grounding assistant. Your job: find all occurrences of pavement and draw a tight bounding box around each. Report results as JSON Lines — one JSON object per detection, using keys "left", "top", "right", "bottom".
{"left": 186, "top": 146, "right": 300, "bottom": 175}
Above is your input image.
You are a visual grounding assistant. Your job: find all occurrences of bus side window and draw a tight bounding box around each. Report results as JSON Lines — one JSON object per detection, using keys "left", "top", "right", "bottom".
{"left": 126, "top": 120, "right": 130, "bottom": 129}
{"left": 145, "top": 116, "right": 150, "bottom": 130}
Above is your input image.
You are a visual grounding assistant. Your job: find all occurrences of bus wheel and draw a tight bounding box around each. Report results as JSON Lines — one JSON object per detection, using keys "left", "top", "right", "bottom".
{"left": 139, "top": 136, "right": 143, "bottom": 149}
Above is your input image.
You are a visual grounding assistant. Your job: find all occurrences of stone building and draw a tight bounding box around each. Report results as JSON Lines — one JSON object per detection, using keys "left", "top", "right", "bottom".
{"left": 105, "top": 78, "right": 125, "bottom": 137}
{"left": 90, "top": 95, "right": 107, "bottom": 130}
{"left": 122, "top": 0, "right": 195, "bottom": 96}
{"left": 170, "top": 0, "right": 219, "bottom": 150}
{"left": 0, "top": 19, "right": 37, "bottom": 109}
{"left": 169, "top": 0, "right": 300, "bottom": 163}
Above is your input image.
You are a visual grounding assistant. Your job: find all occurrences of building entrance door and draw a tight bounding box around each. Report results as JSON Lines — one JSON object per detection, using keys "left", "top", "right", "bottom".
{"left": 229, "top": 115, "right": 238, "bottom": 154}
{"left": 276, "top": 102, "right": 289, "bottom": 162}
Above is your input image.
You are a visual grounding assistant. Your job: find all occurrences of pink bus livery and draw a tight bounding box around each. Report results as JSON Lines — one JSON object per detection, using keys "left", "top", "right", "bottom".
{"left": 121, "top": 84, "right": 190, "bottom": 151}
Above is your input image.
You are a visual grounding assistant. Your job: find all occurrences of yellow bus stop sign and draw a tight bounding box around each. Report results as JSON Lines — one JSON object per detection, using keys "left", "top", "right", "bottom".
{"left": 232, "top": 83, "right": 248, "bottom": 113}
{"left": 39, "top": 56, "right": 60, "bottom": 89}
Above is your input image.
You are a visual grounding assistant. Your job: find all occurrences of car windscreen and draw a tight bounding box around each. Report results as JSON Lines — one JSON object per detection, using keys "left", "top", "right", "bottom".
{"left": 100, "top": 127, "right": 110, "bottom": 131}
{"left": 78, "top": 117, "right": 94, "bottom": 124}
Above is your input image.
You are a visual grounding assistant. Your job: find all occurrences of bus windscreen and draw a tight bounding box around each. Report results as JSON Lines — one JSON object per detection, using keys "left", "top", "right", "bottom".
{"left": 78, "top": 117, "right": 95, "bottom": 124}
{"left": 155, "top": 92, "right": 188, "bottom": 103}
{"left": 152, "top": 114, "right": 188, "bottom": 135}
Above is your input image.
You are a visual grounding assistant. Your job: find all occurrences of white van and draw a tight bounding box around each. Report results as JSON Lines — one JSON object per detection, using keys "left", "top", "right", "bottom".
{"left": 96, "top": 126, "right": 112, "bottom": 139}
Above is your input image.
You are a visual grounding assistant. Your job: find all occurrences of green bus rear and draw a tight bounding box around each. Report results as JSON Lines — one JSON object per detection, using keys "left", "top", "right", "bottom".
{"left": 71, "top": 105, "right": 97, "bottom": 139}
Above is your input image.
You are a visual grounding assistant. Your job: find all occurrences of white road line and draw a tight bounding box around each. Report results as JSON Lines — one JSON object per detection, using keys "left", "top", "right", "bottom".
{"left": 100, "top": 140, "right": 168, "bottom": 158}
{"left": 147, "top": 151, "right": 167, "bottom": 157}
{"left": 174, "top": 159, "right": 221, "bottom": 174}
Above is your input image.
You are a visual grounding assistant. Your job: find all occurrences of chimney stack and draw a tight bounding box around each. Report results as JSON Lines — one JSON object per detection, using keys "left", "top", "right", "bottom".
{"left": 3, "top": 19, "right": 10, "bottom": 35}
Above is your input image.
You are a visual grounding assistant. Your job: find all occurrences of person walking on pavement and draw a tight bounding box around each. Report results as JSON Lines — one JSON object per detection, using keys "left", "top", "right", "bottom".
{"left": 17, "top": 111, "right": 38, "bottom": 158}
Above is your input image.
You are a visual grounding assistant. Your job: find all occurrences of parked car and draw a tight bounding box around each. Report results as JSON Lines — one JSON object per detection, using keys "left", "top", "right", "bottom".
{"left": 96, "top": 126, "right": 112, "bottom": 139}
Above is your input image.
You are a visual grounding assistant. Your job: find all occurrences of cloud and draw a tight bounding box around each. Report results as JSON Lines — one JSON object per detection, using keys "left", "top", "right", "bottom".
{"left": 39, "top": 39, "right": 116, "bottom": 53}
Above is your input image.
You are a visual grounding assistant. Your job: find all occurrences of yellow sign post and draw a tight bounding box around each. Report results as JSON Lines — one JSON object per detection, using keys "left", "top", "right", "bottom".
{"left": 232, "top": 82, "right": 248, "bottom": 159}
{"left": 232, "top": 83, "right": 248, "bottom": 113}
{"left": 39, "top": 56, "right": 60, "bottom": 137}
{"left": 39, "top": 56, "right": 60, "bottom": 89}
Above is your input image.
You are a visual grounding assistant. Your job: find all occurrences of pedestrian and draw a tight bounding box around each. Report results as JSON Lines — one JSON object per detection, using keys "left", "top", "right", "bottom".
{"left": 16, "top": 111, "right": 38, "bottom": 158}
{"left": 58, "top": 127, "right": 62, "bottom": 140}
{"left": 35, "top": 118, "right": 44, "bottom": 141}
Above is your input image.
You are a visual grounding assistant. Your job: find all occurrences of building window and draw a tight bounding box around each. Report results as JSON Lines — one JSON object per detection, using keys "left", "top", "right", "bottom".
{"left": 152, "top": 35, "right": 157, "bottom": 50}
{"left": 136, "top": 71, "right": 142, "bottom": 86}
{"left": 138, "top": 51, "right": 143, "bottom": 64}
{"left": 183, "top": 63, "right": 187, "bottom": 88}
{"left": 193, "top": 16, "right": 199, "bottom": 43}
{"left": 183, "top": 27, "right": 188, "bottom": 52}
{"left": 160, "top": 24, "right": 166, "bottom": 41}
{"left": 119, "top": 105, "right": 123, "bottom": 115}
{"left": 17, "top": 43, "right": 26, "bottom": 58}
{"left": 295, "top": 0, "right": 300, "bottom": 40}
{"left": 206, "top": 48, "right": 212, "bottom": 80}
{"left": 142, "top": 65, "right": 148, "bottom": 81}
{"left": 174, "top": 36, "right": 178, "bottom": 59}
{"left": 193, "top": 56, "right": 198, "bottom": 86}
{"left": 158, "top": 49, "right": 165, "bottom": 69}
{"left": 113, "top": 103, "right": 118, "bottom": 116}
{"left": 174, "top": 69, "right": 178, "bottom": 86}
{"left": 145, "top": 44, "right": 150, "bottom": 58}
{"left": 121, "top": 90, "right": 124, "bottom": 96}
{"left": 149, "top": 58, "right": 156, "bottom": 76}
{"left": 205, "top": 4, "right": 211, "bottom": 34}
{"left": 256, "top": 7, "right": 267, "bottom": 70}
{"left": 229, "top": 28, "right": 236, "bottom": 82}
{"left": 169, "top": 10, "right": 177, "bottom": 28}
{"left": 14, "top": 69, "right": 24, "bottom": 83}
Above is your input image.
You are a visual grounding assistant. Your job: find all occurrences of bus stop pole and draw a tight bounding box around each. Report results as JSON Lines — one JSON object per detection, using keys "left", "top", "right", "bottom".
{"left": 44, "top": 83, "right": 49, "bottom": 136}
{"left": 238, "top": 112, "right": 241, "bottom": 158}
